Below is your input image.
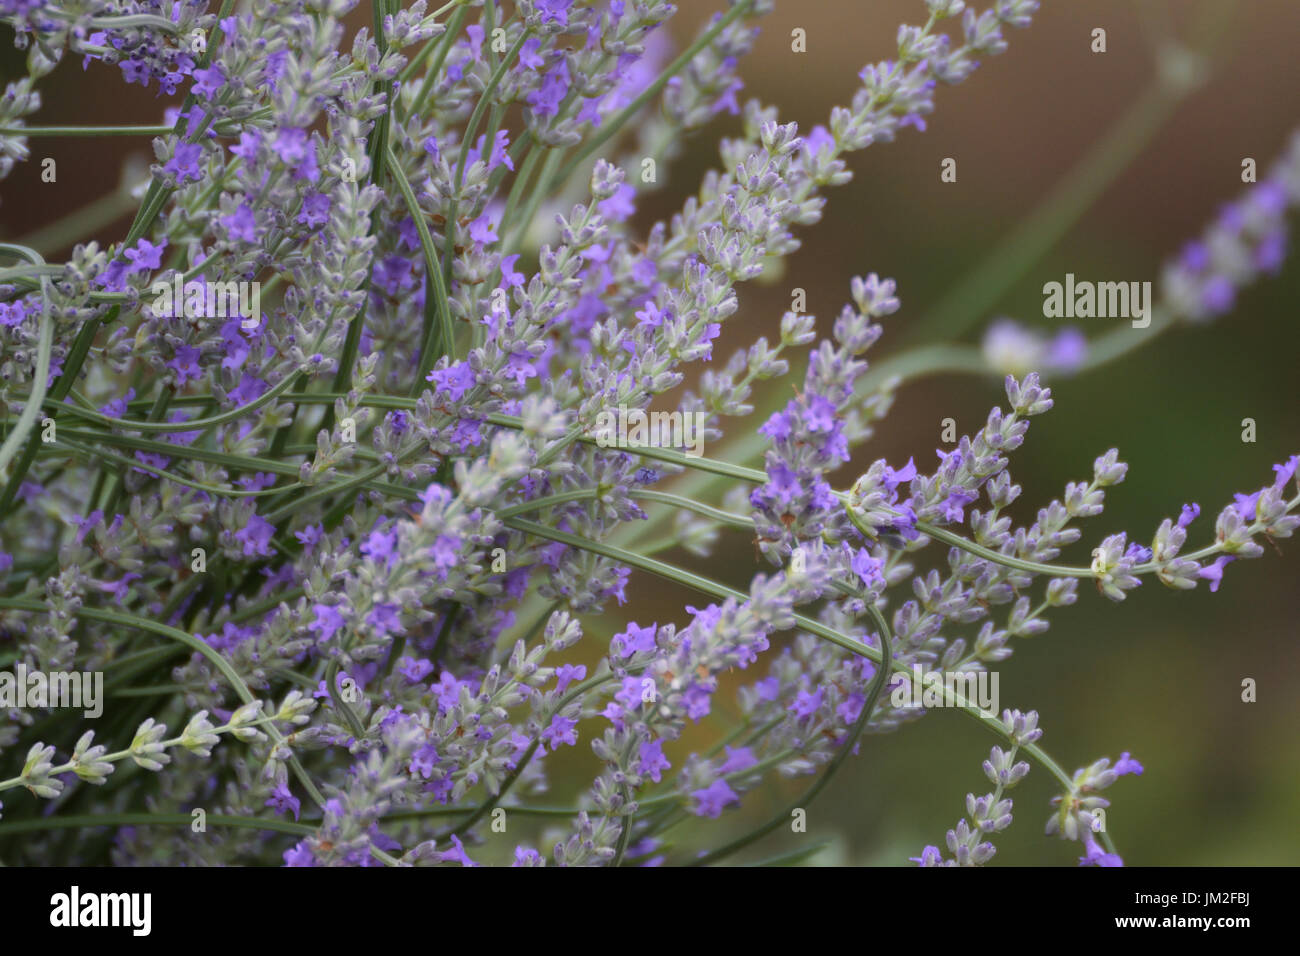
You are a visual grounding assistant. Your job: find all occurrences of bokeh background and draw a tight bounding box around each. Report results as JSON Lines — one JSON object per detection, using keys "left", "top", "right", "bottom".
{"left": 3, "top": 0, "right": 1297, "bottom": 865}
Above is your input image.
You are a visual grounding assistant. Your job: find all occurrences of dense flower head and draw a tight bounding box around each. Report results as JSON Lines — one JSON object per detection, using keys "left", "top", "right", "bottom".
{"left": 0, "top": 0, "right": 1293, "bottom": 871}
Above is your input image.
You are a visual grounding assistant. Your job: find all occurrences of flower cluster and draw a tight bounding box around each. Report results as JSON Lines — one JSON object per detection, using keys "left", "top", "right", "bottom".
{"left": 0, "top": 0, "right": 1295, "bottom": 869}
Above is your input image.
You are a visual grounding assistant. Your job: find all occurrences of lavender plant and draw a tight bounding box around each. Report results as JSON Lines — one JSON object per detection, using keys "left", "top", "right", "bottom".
{"left": 0, "top": 0, "right": 1295, "bottom": 868}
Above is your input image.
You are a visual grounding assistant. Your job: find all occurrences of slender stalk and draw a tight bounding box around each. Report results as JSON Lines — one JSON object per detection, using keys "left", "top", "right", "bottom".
{"left": 0, "top": 812, "right": 313, "bottom": 839}
{"left": 0, "top": 598, "right": 327, "bottom": 810}
{"left": 688, "top": 602, "right": 894, "bottom": 866}
{"left": 386, "top": 143, "right": 456, "bottom": 381}
{"left": 0, "top": 277, "right": 53, "bottom": 485}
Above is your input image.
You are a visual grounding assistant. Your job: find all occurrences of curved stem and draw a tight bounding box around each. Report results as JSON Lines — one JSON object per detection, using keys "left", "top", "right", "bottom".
{"left": 499, "top": 517, "right": 1083, "bottom": 798}
{"left": 441, "top": 670, "right": 619, "bottom": 838}
{"left": 0, "top": 276, "right": 52, "bottom": 482}
{"left": 43, "top": 369, "right": 299, "bottom": 433}
{"left": 688, "top": 600, "right": 894, "bottom": 866}
{"left": 387, "top": 143, "right": 456, "bottom": 381}
{"left": 0, "top": 598, "right": 326, "bottom": 810}
{"left": 908, "top": 519, "right": 1098, "bottom": 579}
{"left": 0, "top": 812, "right": 313, "bottom": 838}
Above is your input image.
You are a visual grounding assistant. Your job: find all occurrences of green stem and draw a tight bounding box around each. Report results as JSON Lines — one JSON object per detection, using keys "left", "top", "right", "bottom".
{"left": 0, "top": 276, "right": 52, "bottom": 485}
{"left": 43, "top": 369, "right": 300, "bottom": 432}
{"left": 0, "top": 598, "right": 326, "bottom": 810}
{"left": 0, "top": 812, "right": 313, "bottom": 838}
{"left": 406, "top": 6, "right": 469, "bottom": 121}
{"left": 688, "top": 601, "right": 894, "bottom": 866}
{"left": 1, "top": 125, "right": 172, "bottom": 137}
{"left": 497, "top": 517, "right": 1084, "bottom": 798}
{"left": 386, "top": 143, "right": 456, "bottom": 382}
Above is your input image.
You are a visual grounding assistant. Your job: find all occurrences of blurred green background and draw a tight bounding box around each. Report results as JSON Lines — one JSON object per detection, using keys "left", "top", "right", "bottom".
{"left": 2, "top": 0, "right": 1297, "bottom": 865}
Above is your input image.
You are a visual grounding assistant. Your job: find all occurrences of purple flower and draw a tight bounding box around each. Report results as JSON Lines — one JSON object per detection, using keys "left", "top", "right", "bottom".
{"left": 265, "top": 783, "right": 301, "bottom": 821}
{"left": 191, "top": 64, "right": 225, "bottom": 99}
{"left": 284, "top": 841, "right": 316, "bottom": 866}
{"left": 527, "top": 59, "right": 569, "bottom": 116}
{"left": 803, "top": 124, "right": 836, "bottom": 158}
{"left": 308, "top": 604, "right": 346, "bottom": 642}
{"left": 429, "top": 534, "right": 461, "bottom": 578}
{"left": 1232, "top": 492, "right": 1260, "bottom": 522}
{"left": 717, "top": 746, "right": 756, "bottom": 775}
{"left": 432, "top": 672, "right": 470, "bottom": 713}
{"left": 612, "top": 621, "right": 656, "bottom": 658}
{"left": 598, "top": 183, "right": 636, "bottom": 221}
{"left": 398, "top": 657, "right": 434, "bottom": 684}
{"left": 222, "top": 203, "right": 259, "bottom": 243}
{"left": 635, "top": 301, "right": 668, "bottom": 329}
{"left": 439, "top": 834, "right": 479, "bottom": 867}
{"left": 541, "top": 714, "right": 578, "bottom": 750}
{"left": 1180, "top": 240, "right": 1210, "bottom": 272}
{"left": 468, "top": 211, "right": 499, "bottom": 245}
{"left": 410, "top": 743, "right": 439, "bottom": 779}
{"left": 682, "top": 682, "right": 712, "bottom": 721}
{"left": 230, "top": 129, "right": 261, "bottom": 163}
{"left": 519, "top": 37, "right": 544, "bottom": 70}
{"left": 1114, "top": 752, "right": 1144, "bottom": 777}
{"left": 1197, "top": 555, "right": 1234, "bottom": 593}
{"left": 1201, "top": 275, "right": 1236, "bottom": 315}
{"left": 1078, "top": 835, "right": 1124, "bottom": 867}
{"left": 167, "top": 344, "right": 202, "bottom": 385}
{"left": 790, "top": 687, "right": 824, "bottom": 719}
{"left": 691, "top": 779, "right": 740, "bottom": 818}
{"left": 938, "top": 488, "right": 977, "bottom": 524}
{"left": 1123, "top": 542, "right": 1153, "bottom": 565}
{"left": 427, "top": 361, "right": 477, "bottom": 401}
{"left": 368, "top": 603, "right": 402, "bottom": 638}
{"left": 234, "top": 513, "right": 275, "bottom": 557}
{"left": 473, "top": 129, "right": 514, "bottom": 173}
{"left": 882, "top": 458, "right": 917, "bottom": 493}
{"left": 123, "top": 239, "right": 165, "bottom": 275}
{"left": 554, "top": 663, "right": 586, "bottom": 694}
{"left": 1273, "top": 455, "right": 1300, "bottom": 492}
{"left": 298, "top": 191, "right": 331, "bottom": 228}
{"left": 512, "top": 846, "right": 543, "bottom": 866}
{"left": 851, "top": 548, "right": 884, "bottom": 589}
{"left": 273, "top": 127, "right": 309, "bottom": 164}
{"left": 360, "top": 526, "right": 399, "bottom": 568}
{"left": 910, "top": 845, "right": 943, "bottom": 866}
{"left": 535, "top": 0, "right": 573, "bottom": 26}
{"left": 1046, "top": 327, "right": 1087, "bottom": 371}
{"left": 637, "top": 739, "right": 671, "bottom": 782}
{"left": 164, "top": 142, "right": 204, "bottom": 183}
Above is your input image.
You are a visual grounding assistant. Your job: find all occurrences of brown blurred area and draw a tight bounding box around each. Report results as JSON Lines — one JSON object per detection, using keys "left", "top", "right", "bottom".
{"left": 4, "top": 1, "right": 1298, "bottom": 864}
